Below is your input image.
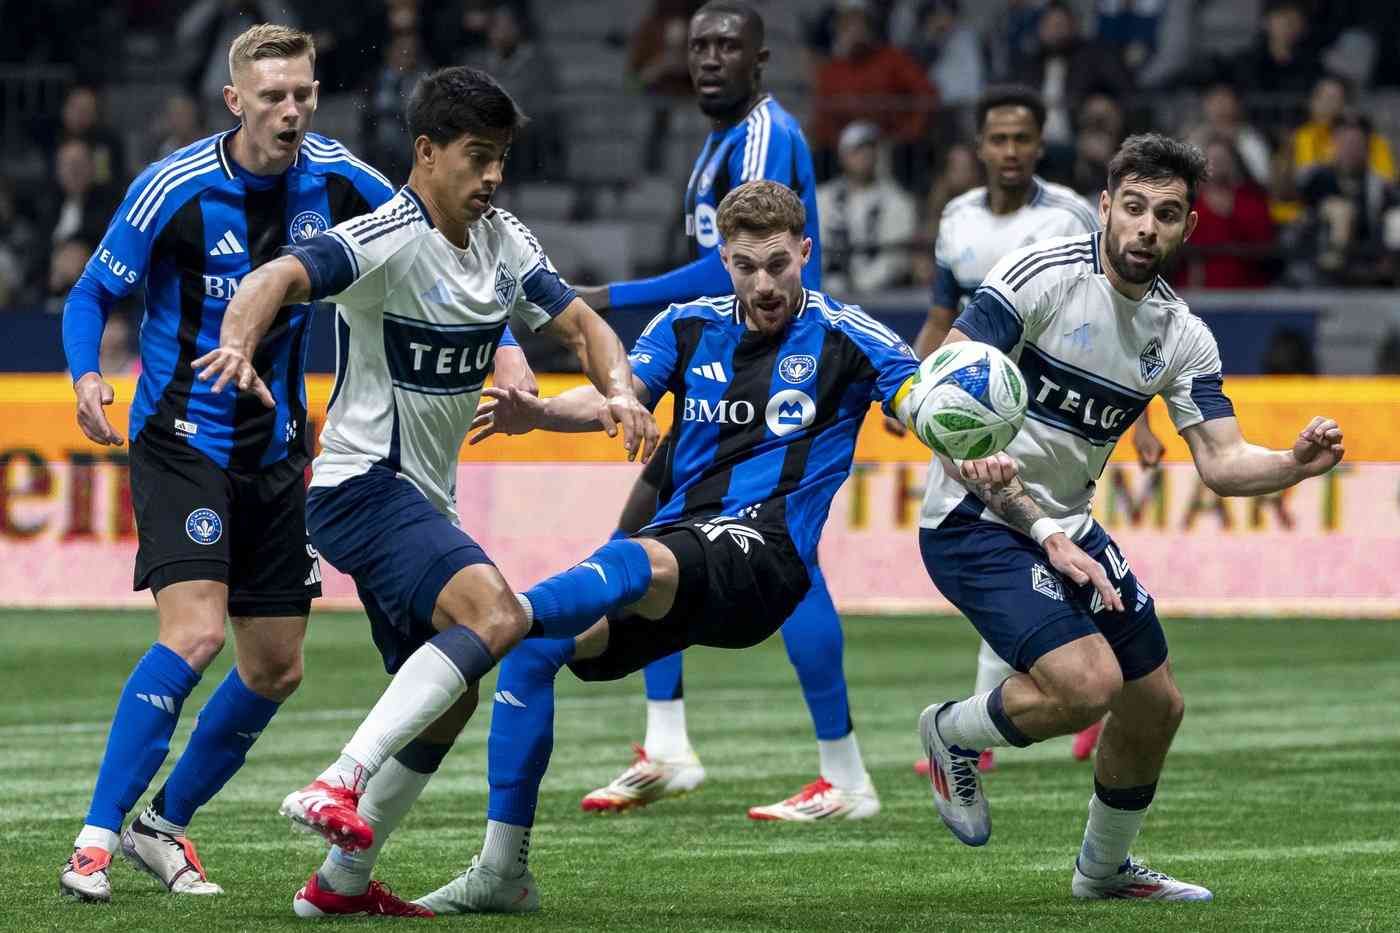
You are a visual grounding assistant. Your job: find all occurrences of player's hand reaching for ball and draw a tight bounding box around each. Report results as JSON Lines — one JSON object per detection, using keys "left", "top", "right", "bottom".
{"left": 1291, "top": 416, "right": 1344, "bottom": 478}
{"left": 191, "top": 346, "right": 275, "bottom": 408}
{"left": 601, "top": 393, "right": 659, "bottom": 463}
{"left": 470, "top": 386, "right": 546, "bottom": 444}
{"left": 73, "top": 371, "right": 123, "bottom": 446}
{"left": 1043, "top": 534, "right": 1124, "bottom": 613}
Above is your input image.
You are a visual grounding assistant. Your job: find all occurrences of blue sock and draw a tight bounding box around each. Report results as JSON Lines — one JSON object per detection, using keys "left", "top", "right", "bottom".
{"left": 779, "top": 567, "right": 852, "bottom": 741}
{"left": 85, "top": 643, "right": 201, "bottom": 831}
{"left": 643, "top": 652, "right": 684, "bottom": 700}
{"left": 486, "top": 638, "right": 574, "bottom": 826}
{"left": 522, "top": 539, "right": 652, "bottom": 639}
{"left": 155, "top": 667, "right": 280, "bottom": 827}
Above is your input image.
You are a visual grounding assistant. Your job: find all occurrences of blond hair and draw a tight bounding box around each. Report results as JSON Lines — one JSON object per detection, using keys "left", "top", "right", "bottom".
{"left": 228, "top": 23, "right": 316, "bottom": 80}
{"left": 716, "top": 180, "right": 806, "bottom": 242}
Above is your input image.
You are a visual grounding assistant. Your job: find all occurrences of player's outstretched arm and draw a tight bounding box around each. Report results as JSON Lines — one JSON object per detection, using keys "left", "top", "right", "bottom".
{"left": 1182, "top": 415, "right": 1344, "bottom": 496}
{"left": 470, "top": 378, "right": 656, "bottom": 444}
{"left": 192, "top": 255, "right": 312, "bottom": 408}
{"left": 946, "top": 451, "right": 1124, "bottom": 613}
{"left": 537, "top": 297, "right": 659, "bottom": 462}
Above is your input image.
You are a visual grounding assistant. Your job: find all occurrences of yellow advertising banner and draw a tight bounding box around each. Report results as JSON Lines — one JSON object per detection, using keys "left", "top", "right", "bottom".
{"left": 3, "top": 374, "right": 1398, "bottom": 463}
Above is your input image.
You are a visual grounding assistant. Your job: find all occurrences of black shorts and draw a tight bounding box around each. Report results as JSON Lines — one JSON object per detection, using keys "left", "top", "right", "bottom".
{"left": 129, "top": 431, "right": 320, "bottom": 617}
{"left": 568, "top": 516, "right": 811, "bottom": 682}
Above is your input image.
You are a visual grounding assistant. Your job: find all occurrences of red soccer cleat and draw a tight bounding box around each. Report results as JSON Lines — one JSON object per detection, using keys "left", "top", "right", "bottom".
{"left": 292, "top": 871, "right": 433, "bottom": 918}
{"left": 1072, "top": 720, "right": 1105, "bottom": 761}
{"left": 279, "top": 780, "right": 374, "bottom": 852}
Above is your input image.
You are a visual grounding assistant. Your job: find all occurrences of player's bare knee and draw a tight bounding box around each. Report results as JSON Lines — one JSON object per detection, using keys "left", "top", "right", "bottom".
{"left": 242, "top": 653, "right": 303, "bottom": 701}
{"left": 435, "top": 566, "right": 527, "bottom": 657}
{"left": 1049, "top": 667, "right": 1121, "bottom": 730}
{"left": 625, "top": 538, "right": 679, "bottom": 620}
{"left": 161, "top": 620, "right": 226, "bottom": 671}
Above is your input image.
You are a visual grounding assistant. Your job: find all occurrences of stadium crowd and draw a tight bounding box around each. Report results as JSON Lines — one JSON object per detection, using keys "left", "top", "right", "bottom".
{"left": 3, "top": 0, "right": 1400, "bottom": 374}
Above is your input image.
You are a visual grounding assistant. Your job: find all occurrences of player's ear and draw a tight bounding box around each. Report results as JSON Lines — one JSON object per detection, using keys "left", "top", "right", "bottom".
{"left": 414, "top": 135, "right": 434, "bottom": 167}
{"left": 1182, "top": 209, "right": 1199, "bottom": 243}
{"left": 1098, "top": 189, "right": 1110, "bottom": 226}
{"left": 799, "top": 236, "right": 812, "bottom": 264}
{"left": 223, "top": 84, "right": 242, "bottom": 120}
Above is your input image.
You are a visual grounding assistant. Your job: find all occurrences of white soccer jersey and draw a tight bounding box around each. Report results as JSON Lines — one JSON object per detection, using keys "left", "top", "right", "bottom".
{"left": 288, "top": 188, "right": 575, "bottom": 518}
{"left": 932, "top": 177, "right": 1099, "bottom": 312}
{"left": 920, "top": 232, "right": 1235, "bottom": 540}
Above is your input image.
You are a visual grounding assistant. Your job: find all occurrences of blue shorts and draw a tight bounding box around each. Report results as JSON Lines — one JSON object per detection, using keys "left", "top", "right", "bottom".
{"left": 307, "top": 466, "right": 494, "bottom": 674}
{"left": 920, "top": 508, "right": 1167, "bottom": 681}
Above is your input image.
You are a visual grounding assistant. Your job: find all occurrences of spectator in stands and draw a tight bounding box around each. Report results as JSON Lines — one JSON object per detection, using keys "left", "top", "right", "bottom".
{"left": 364, "top": 31, "right": 432, "bottom": 185}
{"left": 982, "top": 0, "right": 1048, "bottom": 83}
{"left": 1173, "top": 137, "right": 1276, "bottom": 289}
{"left": 904, "top": 0, "right": 984, "bottom": 108}
{"left": 810, "top": 0, "right": 938, "bottom": 183}
{"left": 151, "top": 93, "right": 206, "bottom": 161}
{"left": 426, "top": 0, "right": 501, "bottom": 67}
{"left": 46, "top": 238, "right": 93, "bottom": 315}
{"left": 98, "top": 310, "right": 140, "bottom": 376}
{"left": 1093, "top": 0, "right": 1192, "bottom": 89}
{"left": 913, "top": 142, "right": 978, "bottom": 285}
{"left": 57, "top": 85, "right": 127, "bottom": 190}
{"left": 1299, "top": 110, "right": 1400, "bottom": 284}
{"left": 41, "top": 140, "right": 118, "bottom": 253}
{"left": 1063, "top": 92, "right": 1125, "bottom": 199}
{"left": 1008, "top": 1, "right": 1131, "bottom": 158}
{"left": 817, "top": 121, "right": 918, "bottom": 294}
{"left": 176, "top": 0, "right": 296, "bottom": 104}
{"left": 470, "top": 4, "right": 564, "bottom": 182}
{"left": 1291, "top": 74, "right": 1397, "bottom": 183}
{"left": 0, "top": 179, "right": 39, "bottom": 308}
{"left": 630, "top": 0, "right": 704, "bottom": 173}
{"left": 1186, "top": 81, "right": 1272, "bottom": 187}
{"left": 1233, "top": 0, "right": 1324, "bottom": 100}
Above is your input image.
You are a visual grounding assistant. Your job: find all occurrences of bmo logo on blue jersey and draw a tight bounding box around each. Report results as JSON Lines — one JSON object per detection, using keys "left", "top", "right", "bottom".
{"left": 683, "top": 397, "right": 754, "bottom": 425}
{"left": 765, "top": 389, "right": 815, "bottom": 437}
{"left": 384, "top": 313, "right": 505, "bottom": 395}
{"left": 694, "top": 204, "right": 719, "bottom": 249}
{"left": 1018, "top": 344, "right": 1149, "bottom": 445}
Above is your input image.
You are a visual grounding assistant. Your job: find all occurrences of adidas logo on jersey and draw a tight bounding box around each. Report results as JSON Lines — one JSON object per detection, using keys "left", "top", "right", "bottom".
{"left": 208, "top": 230, "right": 245, "bottom": 256}
{"left": 690, "top": 361, "right": 728, "bottom": 382}
{"left": 136, "top": 693, "right": 176, "bottom": 713}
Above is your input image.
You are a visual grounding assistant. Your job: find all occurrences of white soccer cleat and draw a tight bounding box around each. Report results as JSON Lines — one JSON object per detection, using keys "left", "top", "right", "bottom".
{"left": 747, "top": 775, "right": 881, "bottom": 822}
{"left": 59, "top": 846, "right": 113, "bottom": 902}
{"left": 1072, "top": 858, "right": 1214, "bottom": 901}
{"left": 919, "top": 701, "right": 991, "bottom": 846}
{"left": 412, "top": 855, "right": 539, "bottom": 914}
{"left": 579, "top": 743, "right": 706, "bottom": 813}
{"left": 120, "top": 810, "right": 223, "bottom": 895}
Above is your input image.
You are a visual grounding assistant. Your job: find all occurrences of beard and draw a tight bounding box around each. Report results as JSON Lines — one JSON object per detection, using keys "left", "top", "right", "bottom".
{"left": 1104, "top": 220, "right": 1177, "bottom": 285}
{"left": 697, "top": 89, "right": 745, "bottom": 119}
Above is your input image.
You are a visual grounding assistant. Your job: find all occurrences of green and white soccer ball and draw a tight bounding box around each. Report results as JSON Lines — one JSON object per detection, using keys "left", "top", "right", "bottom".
{"left": 911, "top": 340, "right": 1028, "bottom": 459}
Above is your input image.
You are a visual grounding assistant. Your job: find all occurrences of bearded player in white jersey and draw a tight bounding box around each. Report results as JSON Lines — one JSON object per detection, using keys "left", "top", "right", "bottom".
{"left": 911, "top": 84, "right": 1168, "bottom": 773}
{"left": 194, "top": 65, "right": 656, "bottom": 918}
{"left": 917, "top": 135, "right": 1344, "bottom": 901}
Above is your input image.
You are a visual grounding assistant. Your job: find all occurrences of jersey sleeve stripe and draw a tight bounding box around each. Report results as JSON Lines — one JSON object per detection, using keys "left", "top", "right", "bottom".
{"left": 301, "top": 140, "right": 395, "bottom": 190}
{"left": 640, "top": 306, "right": 674, "bottom": 337}
{"left": 1006, "top": 247, "right": 1093, "bottom": 291}
{"left": 1002, "top": 237, "right": 1094, "bottom": 283}
{"left": 134, "top": 162, "right": 224, "bottom": 231}
{"left": 358, "top": 215, "right": 423, "bottom": 244}
{"left": 125, "top": 143, "right": 218, "bottom": 224}
{"left": 742, "top": 107, "right": 771, "bottom": 181}
{"left": 126, "top": 150, "right": 218, "bottom": 228}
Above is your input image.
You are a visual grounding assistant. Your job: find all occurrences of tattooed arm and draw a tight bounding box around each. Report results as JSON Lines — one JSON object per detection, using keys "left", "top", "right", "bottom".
{"left": 943, "top": 453, "right": 1124, "bottom": 612}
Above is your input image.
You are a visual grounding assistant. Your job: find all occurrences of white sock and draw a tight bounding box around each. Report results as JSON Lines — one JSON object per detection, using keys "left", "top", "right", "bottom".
{"left": 643, "top": 699, "right": 691, "bottom": 760}
{"left": 516, "top": 593, "right": 533, "bottom": 624}
{"left": 935, "top": 691, "right": 1013, "bottom": 751}
{"left": 974, "top": 639, "right": 1015, "bottom": 695}
{"left": 817, "top": 732, "right": 867, "bottom": 789}
{"left": 318, "top": 757, "right": 433, "bottom": 895}
{"left": 1078, "top": 794, "right": 1148, "bottom": 879}
{"left": 140, "top": 805, "right": 186, "bottom": 837}
{"left": 480, "top": 820, "right": 530, "bottom": 877}
{"left": 74, "top": 825, "right": 119, "bottom": 853}
{"left": 341, "top": 642, "right": 468, "bottom": 776}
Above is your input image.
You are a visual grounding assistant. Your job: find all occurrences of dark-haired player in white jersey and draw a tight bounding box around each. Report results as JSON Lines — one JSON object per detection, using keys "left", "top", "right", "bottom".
{"left": 909, "top": 85, "right": 1164, "bottom": 773}
{"left": 918, "top": 135, "right": 1344, "bottom": 901}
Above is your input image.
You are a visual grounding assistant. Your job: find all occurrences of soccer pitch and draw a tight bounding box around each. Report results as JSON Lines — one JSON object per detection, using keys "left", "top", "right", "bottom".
{"left": 3, "top": 611, "right": 1397, "bottom": 932}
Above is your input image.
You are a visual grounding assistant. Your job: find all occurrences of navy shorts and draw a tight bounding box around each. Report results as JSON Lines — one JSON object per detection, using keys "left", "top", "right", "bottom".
{"left": 307, "top": 466, "right": 495, "bottom": 673}
{"left": 920, "top": 512, "right": 1167, "bottom": 681}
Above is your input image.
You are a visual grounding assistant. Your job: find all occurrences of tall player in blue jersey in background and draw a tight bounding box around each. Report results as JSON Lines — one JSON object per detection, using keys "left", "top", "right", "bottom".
{"left": 412, "top": 180, "right": 921, "bottom": 914}
{"left": 570, "top": 0, "right": 875, "bottom": 824}
{"left": 56, "top": 25, "right": 532, "bottom": 903}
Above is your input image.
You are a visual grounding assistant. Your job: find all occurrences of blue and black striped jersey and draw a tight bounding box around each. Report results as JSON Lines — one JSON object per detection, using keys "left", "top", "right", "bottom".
{"left": 629, "top": 291, "right": 917, "bottom": 566}
{"left": 70, "top": 129, "right": 394, "bottom": 469}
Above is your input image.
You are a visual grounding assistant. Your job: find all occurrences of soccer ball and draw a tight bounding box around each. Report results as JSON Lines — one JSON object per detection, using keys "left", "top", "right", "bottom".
{"left": 910, "top": 341, "right": 1027, "bottom": 459}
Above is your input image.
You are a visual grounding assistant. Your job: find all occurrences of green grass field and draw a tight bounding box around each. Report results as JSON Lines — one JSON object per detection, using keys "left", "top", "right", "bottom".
{"left": 2, "top": 610, "right": 1398, "bottom": 932}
